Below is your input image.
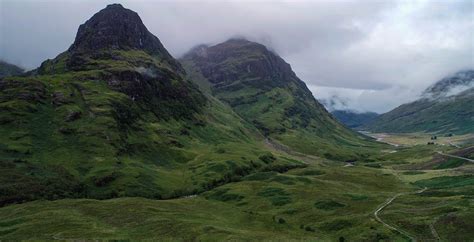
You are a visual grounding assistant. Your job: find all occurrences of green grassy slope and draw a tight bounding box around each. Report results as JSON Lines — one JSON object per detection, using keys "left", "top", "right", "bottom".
{"left": 2, "top": 4, "right": 472, "bottom": 241}
{"left": 181, "top": 39, "right": 383, "bottom": 161}
{"left": 366, "top": 89, "right": 474, "bottom": 135}
{"left": 0, "top": 160, "right": 411, "bottom": 241}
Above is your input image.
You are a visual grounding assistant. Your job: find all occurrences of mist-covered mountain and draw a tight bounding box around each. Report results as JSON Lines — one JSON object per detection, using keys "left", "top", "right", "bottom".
{"left": 365, "top": 70, "right": 474, "bottom": 134}
{"left": 0, "top": 60, "right": 24, "bottom": 78}
{"left": 318, "top": 96, "right": 379, "bottom": 129}
{"left": 422, "top": 70, "right": 474, "bottom": 98}
{"left": 180, "top": 39, "right": 379, "bottom": 160}
{"left": 331, "top": 110, "right": 379, "bottom": 129}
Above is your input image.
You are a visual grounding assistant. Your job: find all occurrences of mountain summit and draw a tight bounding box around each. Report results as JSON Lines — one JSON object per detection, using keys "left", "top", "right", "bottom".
{"left": 69, "top": 4, "right": 169, "bottom": 56}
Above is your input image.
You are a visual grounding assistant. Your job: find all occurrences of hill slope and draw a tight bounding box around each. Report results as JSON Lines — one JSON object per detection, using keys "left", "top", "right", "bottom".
{"left": 0, "top": 60, "right": 24, "bottom": 78}
{"left": 0, "top": 4, "right": 297, "bottom": 206}
{"left": 181, "top": 39, "right": 380, "bottom": 160}
{"left": 365, "top": 70, "right": 474, "bottom": 134}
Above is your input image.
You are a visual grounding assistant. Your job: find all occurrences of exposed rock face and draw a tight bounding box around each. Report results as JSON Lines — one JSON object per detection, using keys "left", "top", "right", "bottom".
{"left": 182, "top": 38, "right": 330, "bottom": 129}
{"left": 33, "top": 4, "right": 204, "bottom": 119}
{"left": 183, "top": 39, "right": 296, "bottom": 89}
{"left": 70, "top": 4, "right": 164, "bottom": 55}
{"left": 68, "top": 3, "right": 182, "bottom": 72}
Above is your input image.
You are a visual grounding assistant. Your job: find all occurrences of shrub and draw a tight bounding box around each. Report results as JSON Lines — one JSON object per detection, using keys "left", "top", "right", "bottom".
{"left": 320, "top": 219, "right": 352, "bottom": 231}
{"left": 259, "top": 153, "right": 276, "bottom": 164}
{"left": 257, "top": 187, "right": 292, "bottom": 206}
{"left": 314, "top": 200, "right": 346, "bottom": 210}
{"left": 305, "top": 226, "right": 315, "bottom": 232}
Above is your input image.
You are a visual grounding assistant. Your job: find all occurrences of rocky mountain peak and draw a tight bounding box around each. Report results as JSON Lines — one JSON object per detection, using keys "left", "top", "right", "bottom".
{"left": 68, "top": 3, "right": 172, "bottom": 58}
{"left": 182, "top": 38, "right": 294, "bottom": 86}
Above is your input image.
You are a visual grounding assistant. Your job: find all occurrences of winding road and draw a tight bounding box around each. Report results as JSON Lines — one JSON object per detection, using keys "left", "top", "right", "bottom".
{"left": 436, "top": 151, "right": 474, "bottom": 163}
{"left": 373, "top": 187, "right": 428, "bottom": 241}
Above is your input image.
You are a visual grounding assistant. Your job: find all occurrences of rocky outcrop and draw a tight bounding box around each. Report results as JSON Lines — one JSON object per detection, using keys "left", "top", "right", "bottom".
{"left": 183, "top": 39, "right": 295, "bottom": 88}
{"left": 68, "top": 3, "right": 183, "bottom": 73}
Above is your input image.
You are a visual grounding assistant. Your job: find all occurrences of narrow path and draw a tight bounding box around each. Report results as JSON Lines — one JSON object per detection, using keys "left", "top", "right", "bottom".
{"left": 436, "top": 151, "right": 474, "bottom": 163}
{"left": 429, "top": 220, "right": 441, "bottom": 241}
{"left": 373, "top": 187, "right": 427, "bottom": 241}
{"left": 448, "top": 142, "right": 460, "bottom": 148}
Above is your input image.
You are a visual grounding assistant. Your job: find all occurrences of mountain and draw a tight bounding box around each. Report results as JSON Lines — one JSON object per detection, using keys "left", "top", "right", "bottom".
{"left": 180, "top": 39, "right": 379, "bottom": 160}
{"left": 0, "top": 4, "right": 295, "bottom": 206}
{"left": 0, "top": 60, "right": 24, "bottom": 78}
{"left": 331, "top": 110, "right": 379, "bottom": 129}
{"left": 318, "top": 96, "right": 379, "bottom": 129}
{"left": 423, "top": 70, "right": 474, "bottom": 98}
{"left": 365, "top": 70, "right": 474, "bottom": 134}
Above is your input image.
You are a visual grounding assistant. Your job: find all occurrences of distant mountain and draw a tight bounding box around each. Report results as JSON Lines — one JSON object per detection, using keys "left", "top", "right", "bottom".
{"left": 365, "top": 70, "right": 474, "bottom": 134}
{"left": 318, "top": 96, "right": 379, "bottom": 129}
{"left": 0, "top": 60, "right": 24, "bottom": 78}
{"left": 331, "top": 110, "right": 379, "bottom": 129}
{"left": 181, "top": 39, "right": 379, "bottom": 160}
{"left": 318, "top": 95, "right": 350, "bottom": 112}
{"left": 423, "top": 70, "right": 474, "bottom": 98}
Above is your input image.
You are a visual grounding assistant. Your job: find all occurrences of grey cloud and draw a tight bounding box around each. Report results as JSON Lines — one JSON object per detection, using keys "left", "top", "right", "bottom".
{"left": 1, "top": 0, "right": 472, "bottom": 113}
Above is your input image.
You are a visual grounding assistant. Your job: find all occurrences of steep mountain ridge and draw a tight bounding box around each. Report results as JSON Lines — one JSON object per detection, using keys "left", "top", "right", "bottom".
{"left": 0, "top": 5, "right": 293, "bottom": 206}
{"left": 181, "top": 39, "right": 380, "bottom": 160}
{"left": 365, "top": 70, "right": 474, "bottom": 134}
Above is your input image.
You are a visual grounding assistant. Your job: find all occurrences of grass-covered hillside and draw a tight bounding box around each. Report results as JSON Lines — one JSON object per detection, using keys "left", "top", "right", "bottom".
{"left": 181, "top": 39, "right": 382, "bottom": 160}
{"left": 0, "top": 4, "right": 299, "bottom": 206}
{"left": 366, "top": 88, "right": 473, "bottom": 135}
{"left": 365, "top": 70, "right": 474, "bottom": 135}
{"left": 2, "top": 3, "right": 472, "bottom": 241}
{"left": 1, "top": 134, "right": 473, "bottom": 241}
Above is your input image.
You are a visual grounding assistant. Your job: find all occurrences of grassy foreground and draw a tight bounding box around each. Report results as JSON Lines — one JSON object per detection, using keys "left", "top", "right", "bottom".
{"left": 0, "top": 157, "right": 411, "bottom": 241}
{"left": 1, "top": 133, "right": 473, "bottom": 241}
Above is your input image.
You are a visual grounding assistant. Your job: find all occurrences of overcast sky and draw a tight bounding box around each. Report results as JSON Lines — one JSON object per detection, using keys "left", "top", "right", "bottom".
{"left": 1, "top": 0, "right": 473, "bottom": 113}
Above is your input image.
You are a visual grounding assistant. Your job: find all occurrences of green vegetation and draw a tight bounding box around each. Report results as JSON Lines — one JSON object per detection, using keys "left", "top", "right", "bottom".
{"left": 0, "top": 4, "right": 472, "bottom": 241}
{"left": 314, "top": 200, "right": 346, "bottom": 210}
{"left": 434, "top": 157, "right": 467, "bottom": 169}
{"left": 414, "top": 175, "right": 474, "bottom": 189}
{"left": 0, "top": 46, "right": 291, "bottom": 206}
{"left": 0, "top": 160, "right": 412, "bottom": 241}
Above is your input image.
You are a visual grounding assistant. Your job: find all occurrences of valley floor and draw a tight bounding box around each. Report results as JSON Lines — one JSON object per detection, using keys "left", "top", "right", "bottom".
{"left": 1, "top": 134, "right": 473, "bottom": 241}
